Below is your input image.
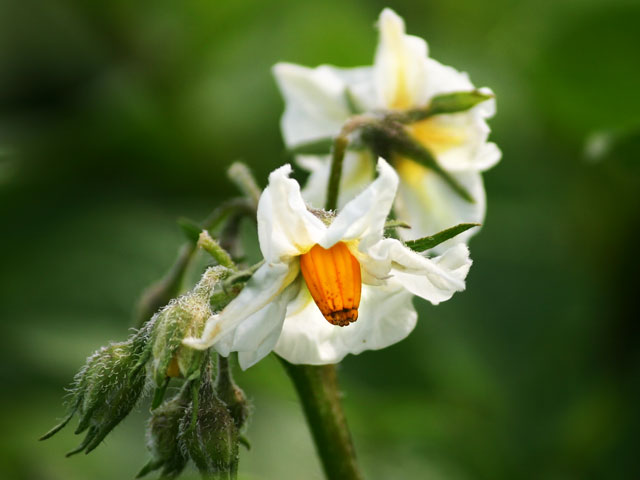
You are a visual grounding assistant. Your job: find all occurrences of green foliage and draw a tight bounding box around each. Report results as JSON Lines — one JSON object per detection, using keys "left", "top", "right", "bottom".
{"left": 404, "top": 223, "right": 481, "bottom": 252}
{"left": 395, "top": 90, "right": 494, "bottom": 123}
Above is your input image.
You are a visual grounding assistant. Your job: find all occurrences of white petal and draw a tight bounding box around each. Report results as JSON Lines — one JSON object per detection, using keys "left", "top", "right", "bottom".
{"left": 394, "top": 165, "right": 486, "bottom": 251}
{"left": 415, "top": 58, "right": 501, "bottom": 172}
{"left": 321, "top": 66, "right": 378, "bottom": 113}
{"left": 257, "top": 164, "right": 327, "bottom": 262}
{"left": 419, "top": 111, "right": 502, "bottom": 172}
{"left": 273, "top": 63, "right": 351, "bottom": 146}
{"left": 298, "top": 150, "right": 376, "bottom": 210}
{"left": 422, "top": 57, "right": 475, "bottom": 99}
{"left": 182, "top": 261, "right": 298, "bottom": 350}
{"left": 232, "top": 280, "right": 301, "bottom": 370}
{"left": 274, "top": 281, "right": 417, "bottom": 365}
{"left": 322, "top": 158, "right": 398, "bottom": 249}
{"left": 365, "top": 239, "right": 471, "bottom": 305}
{"left": 374, "top": 8, "right": 429, "bottom": 109}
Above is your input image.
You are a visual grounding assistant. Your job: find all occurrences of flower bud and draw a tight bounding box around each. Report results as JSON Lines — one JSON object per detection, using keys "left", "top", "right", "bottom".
{"left": 137, "top": 387, "right": 190, "bottom": 479}
{"left": 215, "top": 356, "right": 250, "bottom": 431}
{"left": 40, "top": 329, "right": 150, "bottom": 456}
{"left": 150, "top": 266, "right": 230, "bottom": 391}
{"left": 180, "top": 361, "right": 239, "bottom": 478}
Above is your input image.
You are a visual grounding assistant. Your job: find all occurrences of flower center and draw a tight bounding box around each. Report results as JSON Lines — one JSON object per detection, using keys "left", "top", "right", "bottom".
{"left": 299, "top": 242, "right": 362, "bottom": 327}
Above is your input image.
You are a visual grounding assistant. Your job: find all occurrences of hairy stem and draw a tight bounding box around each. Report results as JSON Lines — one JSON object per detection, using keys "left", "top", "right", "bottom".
{"left": 279, "top": 359, "right": 363, "bottom": 480}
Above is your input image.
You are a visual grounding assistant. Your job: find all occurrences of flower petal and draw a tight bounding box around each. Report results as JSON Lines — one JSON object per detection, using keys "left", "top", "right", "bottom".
{"left": 274, "top": 281, "right": 417, "bottom": 365}
{"left": 394, "top": 162, "right": 485, "bottom": 250}
{"left": 231, "top": 280, "right": 301, "bottom": 370}
{"left": 415, "top": 111, "right": 501, "bottom": 172}
{"left": 374, "top": 8, "right": 429, "bottom": 109}
{"left": 322, "top": 158, "right": 398, "bottom": 249}
{"left": 182, "top": 261, "right": 298, "bottom": 350}
{"left": 322, "top": 65, "right": 378, "bottom": 113}
{"left": 416, "top": 57, "right": 501, "bottom": 172}
{"left": 364, "top": 239, "right": 471, "bottom": 304}
{"left": 258, "top": 164, "right": 327, "bottom": 262}
{"left": 273, "top": 63, "right": 351, "bottom": 147}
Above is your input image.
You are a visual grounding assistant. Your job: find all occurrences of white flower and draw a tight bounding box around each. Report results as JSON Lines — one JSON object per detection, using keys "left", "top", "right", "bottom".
{"left": 183, "top": 159, "right": 471, "bottom": 369}
{"left": 273, "top": 8, "right": 500, "bottom": 249}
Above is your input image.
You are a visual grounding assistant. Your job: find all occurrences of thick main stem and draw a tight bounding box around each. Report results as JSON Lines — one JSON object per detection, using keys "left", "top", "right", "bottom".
{"left": 279, "top": 359, "right": 363, "bottom": 480}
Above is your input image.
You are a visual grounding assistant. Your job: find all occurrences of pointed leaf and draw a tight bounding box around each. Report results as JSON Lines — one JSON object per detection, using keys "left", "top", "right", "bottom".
{"left": 404, "top": 223, "right": 480, "bottom": 252}
{"left": 427, "top": 90, "right": 494, "bottom": 116}
{"left": 397, "top": 90, "right": 494, "bottom": 123}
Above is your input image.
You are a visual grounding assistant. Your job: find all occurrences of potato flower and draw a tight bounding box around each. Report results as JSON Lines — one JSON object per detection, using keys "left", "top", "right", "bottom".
{"left": 273, "top": 8, "right": 501, "bottom": 248}
{"left": 184, "top": 159, "right": 471, "bottom": 369}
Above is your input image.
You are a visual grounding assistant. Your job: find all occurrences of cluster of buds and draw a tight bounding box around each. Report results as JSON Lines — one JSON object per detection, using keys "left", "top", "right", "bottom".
{"left": 39, "top": 327, "right": 151, "bottom": 455}
{"left": 138, "top": 356, "right": 247, "bottom": 479}
{"left": 42, "top": 262, "right": 251, "bottom": 479}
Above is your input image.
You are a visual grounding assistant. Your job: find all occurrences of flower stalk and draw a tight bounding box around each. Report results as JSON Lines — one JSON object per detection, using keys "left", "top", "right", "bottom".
{"left": 279, "top": 359, "right": 363, "bottom": 480}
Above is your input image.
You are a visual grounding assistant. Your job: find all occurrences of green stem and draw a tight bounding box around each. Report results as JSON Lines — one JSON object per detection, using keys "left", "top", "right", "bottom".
{"left": 326, "top": 135, "right": 348, "bottom": 212}
{"left": 279, "top": 359, "right": 363, "bottom": 480}
{"left": 325, "top": 116, "right": 370, "bottom": 211}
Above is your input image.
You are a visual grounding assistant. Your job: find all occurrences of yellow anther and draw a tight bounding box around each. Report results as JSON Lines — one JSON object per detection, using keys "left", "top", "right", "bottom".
{"left": 299, "top": 243, "right": 362, "bottom": 326}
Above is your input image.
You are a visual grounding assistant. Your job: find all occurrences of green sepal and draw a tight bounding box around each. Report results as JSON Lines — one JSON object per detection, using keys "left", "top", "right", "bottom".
{"left": 361, "top": 122, "right": 476, "bottom": 203}
{"left": 404, "top": 223, "right": 480, "bottom": 252}
{"left": 151, "top": 377, "right": 171, "bottom": 410}
{"left": 39, "top": 409, "right": 77, "bottom": 441}
{"left": 135, "top": 459, "right": 163, "bottom": 478}
{"left": 239, "top": 435, "right": 251, "bottom": 450}
{"left": 345, "top": 87, "right": 365, "bottom": 114}
{"left": 384, "top": 219, "right": 411, "bottom": 231}
{"left": 398, "top": 90, "right": 494, "bottom": 123}
{"left": 428, "top": 90, "right": 493, "bottom": 115}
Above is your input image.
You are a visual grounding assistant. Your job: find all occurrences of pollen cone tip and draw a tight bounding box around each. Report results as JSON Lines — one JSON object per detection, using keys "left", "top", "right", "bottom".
{"left": 325, "top": 308, "right": 359, "bottom": 327}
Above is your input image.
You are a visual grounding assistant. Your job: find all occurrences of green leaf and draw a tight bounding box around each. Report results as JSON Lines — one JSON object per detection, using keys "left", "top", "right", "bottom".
{"left": 428, "top": 90, "right": 493, "bottom": 115}
{"left": 287, "top": 137, "right": 335, "bottom": 156}
{"left": 398, "top": 90, "right": 493, "bottom": 123}
{"left": 404, "top": 223, "right": 480, "bottom": 252}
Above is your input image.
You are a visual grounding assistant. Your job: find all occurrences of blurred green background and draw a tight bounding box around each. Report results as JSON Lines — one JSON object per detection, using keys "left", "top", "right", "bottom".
{"left": 1, "top": 0, "right": 639, "bottom": 478}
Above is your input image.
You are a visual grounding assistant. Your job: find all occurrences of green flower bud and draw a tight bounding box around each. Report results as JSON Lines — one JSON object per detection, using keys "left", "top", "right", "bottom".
{"left": 150, "top": 267, "right": 230, "bottom": 392}
{"left": 180, "top": 361, "right": 239, "bottom": 479}
{"left": 215, "top": 357, "right": 250, "bottom": 431}
{"left": 137, "top": 386, "right": 191, "bottom": 479}
{"left": 40, "top": 327, "right": 151, "bottom": 456}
